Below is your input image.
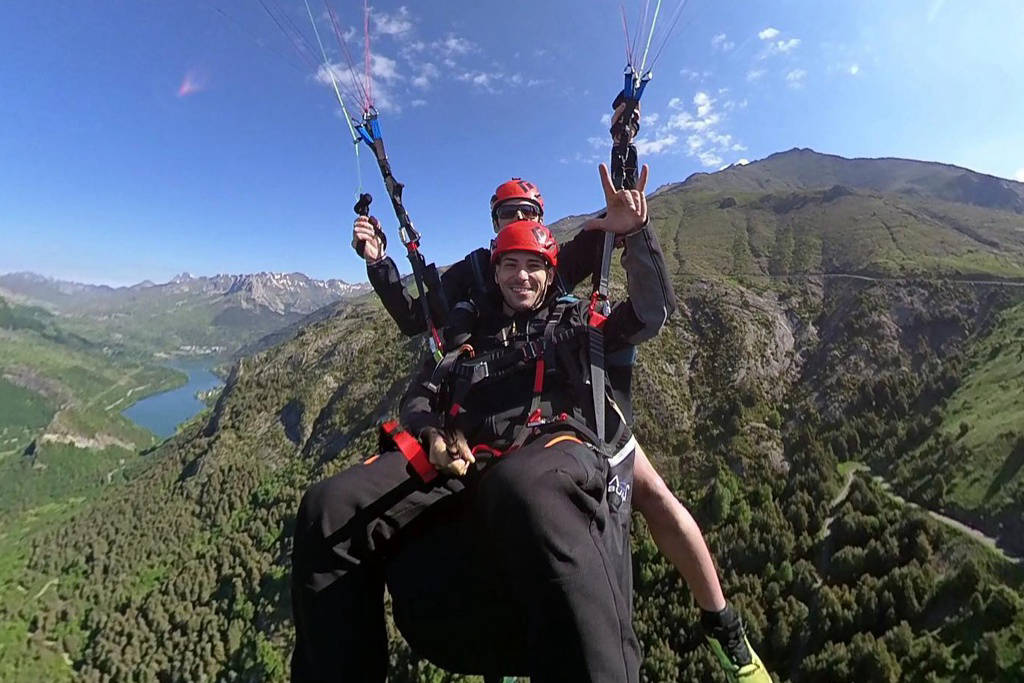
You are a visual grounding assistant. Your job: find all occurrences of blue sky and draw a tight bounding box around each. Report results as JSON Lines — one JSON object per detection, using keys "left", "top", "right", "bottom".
{"left": 2, "top": 0, "right": 1023, "bottom": 286}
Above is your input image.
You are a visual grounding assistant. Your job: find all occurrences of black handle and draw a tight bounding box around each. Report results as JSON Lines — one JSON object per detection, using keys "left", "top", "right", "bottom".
{"left": 353, "top": 193, "right": 387, "bottom": 258}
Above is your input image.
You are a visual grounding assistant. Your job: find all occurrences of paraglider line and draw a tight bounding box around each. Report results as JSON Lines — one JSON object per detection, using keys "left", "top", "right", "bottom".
{"left": 648, "top": 0, "right": 689, "bottom": 69}
{"left": 638, "top": 0, "right": 663, "bottom": 74}
{"left": 303, "top": 0, "right": 363, "bottom": 191}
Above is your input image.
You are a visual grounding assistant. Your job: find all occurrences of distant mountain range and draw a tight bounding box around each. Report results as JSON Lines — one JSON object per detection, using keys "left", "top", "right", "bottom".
{"left": 0, "top": 271, "right": 368, "bottom": 316}
{"left": 0, "top": 271, "right": 371, "bottom": 354}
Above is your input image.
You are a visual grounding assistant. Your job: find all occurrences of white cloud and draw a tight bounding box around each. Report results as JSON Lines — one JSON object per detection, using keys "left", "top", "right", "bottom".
{"left": 707, "top": 131, "right": 733, "bottom": 147}
{"left": 600, "top": 113, "right": 612, "bottom": 126}
{"left": 1014, "top": 168, "right": 1024, "bottom": 182}
{"left": 666, "top": 92, "right": 721, "bottom": 132}
{"left": 680, "top": 68, "right": 703, "bottom": 81}
{"left": 698, "top": 150, "right": 723, "bottom": 167}
{"left": 411, "top": 99, "right": 426, "bottom": 107}
{"left": 736, "top": 158, "right": 750, "bottom": 165}
{"left": 373, "top": 6, "right": 413, "bottom": 36}
{"left": 668, "top": 97, "right": 683, "bottom": 109}
{"left": 746, "top": 69, "right": 765, "bottom": 82}
{"left": 775, "top": 38, "right": 801, "bottom": 53}
{"left": 659, "top": 89, "right": 747, "bottom": 167}
{"left": 644, "top": 113, "right": 659, "bottom": 126}
{"left": 711, "top": 33, "right": 735, "bottom": 51}
{"left": 412, "top": 62, "right": 438, "bottom": 89}
{"left": 849, "top": 64, "right": 860, "bottom": 75}
{"left": 441, "top": 35, "right": 473, "bottom": 56}
{"left": 315, "top": 59, "right": 400, "bottom": 112}
{"left": 694, "top": 91, "right": 713, "bottom": 117}
{"left": 635, "top": 135, "right": 678, "bottom": 155}
{"left": 370, "top": 54, "right": 400, "bottom": 82}
{"left": 786, "top": 69, "right": 807, "bottom": 88}
{"left": 758, "top": 27, "right": 780, "bottom": 40}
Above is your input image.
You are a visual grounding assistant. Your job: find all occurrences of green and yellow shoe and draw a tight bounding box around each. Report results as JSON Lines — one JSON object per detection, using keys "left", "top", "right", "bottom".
{"left": 701, "top": 605, "right": 773, "bottom": 683}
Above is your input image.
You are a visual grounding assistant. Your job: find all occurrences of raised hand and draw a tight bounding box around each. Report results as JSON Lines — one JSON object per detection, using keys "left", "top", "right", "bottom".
{"left": 585, "top": 162, "right": 649, "bottom": 235}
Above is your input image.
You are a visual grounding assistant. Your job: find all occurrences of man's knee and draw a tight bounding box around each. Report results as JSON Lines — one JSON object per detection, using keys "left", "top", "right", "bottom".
{"left": 479, "top": 441, "right": 605, "bottom": 553}
{"left": 296, "top": 464, "right": 374, "bottom": 540}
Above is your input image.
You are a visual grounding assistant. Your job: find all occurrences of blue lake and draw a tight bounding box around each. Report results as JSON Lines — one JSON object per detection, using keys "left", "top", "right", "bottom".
{"left": 122, "top": 358, "right": 224, "bottom": 439}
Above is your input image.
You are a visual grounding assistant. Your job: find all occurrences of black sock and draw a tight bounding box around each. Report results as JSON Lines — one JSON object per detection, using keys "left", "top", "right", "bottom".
{"left": 700, "top": 604, "right": 752, "bottom": 666}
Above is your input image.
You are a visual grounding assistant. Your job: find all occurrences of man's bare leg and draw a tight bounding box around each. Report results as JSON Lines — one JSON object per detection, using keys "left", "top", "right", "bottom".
{"left": 630, "top": 444, "right": 772, "bottom": 681}
{"left": 630, "top": 443, "right": 726, "bottom": 612}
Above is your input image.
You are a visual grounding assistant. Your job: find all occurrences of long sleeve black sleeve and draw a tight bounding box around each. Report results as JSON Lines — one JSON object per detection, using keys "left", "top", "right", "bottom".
{"left": 398, "top": 354, "right": 443, "bottom": 439}
{"left": 367, "top": 251, "right": 484, "bottom": 337}
{"left": 601, "top": 224, "right": 676, "bottom": 348}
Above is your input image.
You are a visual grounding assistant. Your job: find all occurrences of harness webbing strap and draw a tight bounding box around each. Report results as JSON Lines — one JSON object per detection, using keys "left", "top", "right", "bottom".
{"left": 511, "top": 358, "right": 546, "bottom": 449}
{"left": 380, "top": 420, "right": 436, "bottom": 483}
{"left": 587, "top": 324, "right": 606, "bottom": 448}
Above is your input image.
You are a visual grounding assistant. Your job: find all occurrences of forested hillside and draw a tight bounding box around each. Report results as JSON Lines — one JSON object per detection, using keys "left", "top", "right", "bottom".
{"left": 3, "top": 150, "right": 1024, "bottom": 682}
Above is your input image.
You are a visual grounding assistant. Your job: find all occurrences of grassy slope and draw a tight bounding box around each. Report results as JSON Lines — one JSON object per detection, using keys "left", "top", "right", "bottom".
{"left": 919, "top": 302, "right": 1024, "bottom": 516}
{"left": 649, "top": 187, "right": 1024, "bottom": 283}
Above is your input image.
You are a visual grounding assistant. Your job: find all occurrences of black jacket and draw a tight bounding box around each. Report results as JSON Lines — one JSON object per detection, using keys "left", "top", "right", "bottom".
{"left": 399, "top": 225, "right": 675, "bottom": 450}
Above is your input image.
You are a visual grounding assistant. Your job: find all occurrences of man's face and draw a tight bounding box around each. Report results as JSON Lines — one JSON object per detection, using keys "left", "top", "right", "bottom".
{"left": 494, "top": 251, "right": 551, "bottom": 312}
{"left": 492, "top": 201, "right": 543, "bottom": 233}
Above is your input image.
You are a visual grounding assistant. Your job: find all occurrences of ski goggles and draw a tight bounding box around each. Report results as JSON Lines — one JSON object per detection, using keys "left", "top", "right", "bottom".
{"left": 493, "top": 202, "right": 542, "bottom": 221}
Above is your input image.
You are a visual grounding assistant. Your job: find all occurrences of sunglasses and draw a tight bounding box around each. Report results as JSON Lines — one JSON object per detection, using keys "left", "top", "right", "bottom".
{"left": 494, "top": 203, "right": 542, "bottom": 221}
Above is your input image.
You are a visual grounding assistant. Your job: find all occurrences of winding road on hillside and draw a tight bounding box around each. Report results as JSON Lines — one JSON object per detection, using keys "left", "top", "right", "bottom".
{"left": 824, "top": 462, "right": 1022, "bottom": 565}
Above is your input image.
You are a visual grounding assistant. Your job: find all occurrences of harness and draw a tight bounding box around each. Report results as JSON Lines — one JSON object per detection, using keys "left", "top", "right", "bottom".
{"left": 428, "top": 296, "right": 627, "bottom": 461}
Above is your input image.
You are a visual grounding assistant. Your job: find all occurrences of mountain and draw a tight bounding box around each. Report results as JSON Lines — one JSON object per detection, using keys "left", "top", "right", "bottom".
{"left": 0, "top": 271, "right": 371, "bottom": 354}
{"left": 679, "top": 148, "right": 1024, "bottom": 214}
{"left": 3, "top": 149, "right": 1024, "bottom": 682}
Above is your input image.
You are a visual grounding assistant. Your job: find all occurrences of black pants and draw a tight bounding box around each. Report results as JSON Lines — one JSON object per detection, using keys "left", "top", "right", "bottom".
{"left": 290, "top": 433, "right": 639, "bottom": 682}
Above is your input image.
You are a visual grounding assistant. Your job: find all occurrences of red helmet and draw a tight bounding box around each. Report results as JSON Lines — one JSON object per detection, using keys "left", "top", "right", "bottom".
{"left": 490, "top": 220, "right": 558, "bottom": 267}
{"left": 490, "top": 178, "right": 544, "bottom": 216}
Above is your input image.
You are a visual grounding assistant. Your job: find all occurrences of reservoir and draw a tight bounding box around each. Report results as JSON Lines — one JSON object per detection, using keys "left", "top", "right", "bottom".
{"left": 122, "top": 357, "right": 224, "bottom": 439}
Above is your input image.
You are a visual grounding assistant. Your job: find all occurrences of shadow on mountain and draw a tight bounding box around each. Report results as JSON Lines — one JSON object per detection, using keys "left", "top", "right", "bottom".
{"left": 985, "top": 435, "right": 1024, "bottom": 503}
